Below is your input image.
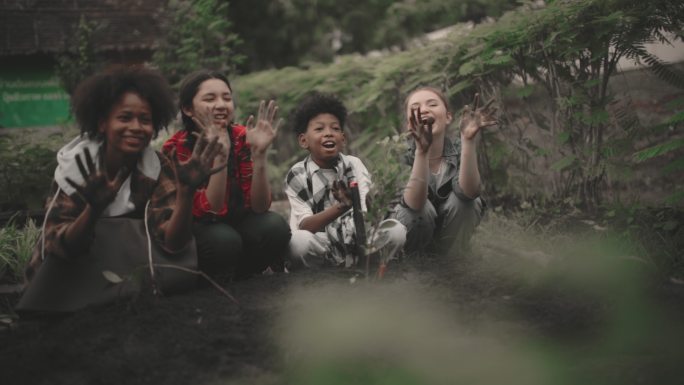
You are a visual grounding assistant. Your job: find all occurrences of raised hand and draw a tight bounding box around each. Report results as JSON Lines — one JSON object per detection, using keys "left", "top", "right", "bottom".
{"left": 64, "top": 147, "right": 128, "bottom": 214}
{"left": 246, "top": 100, "right": 282, "bottom": 156}
{"left": 192, "top": 106, "right": 230, "bottom": 160}
{"left": 408, "top": 106, "right": 434, "bottom": 153}
{"left": 459, "top": 93, "right": 498, "bottom": 140}
{"left": 175, "top": 132, "right": 228, "bottom": 190}
{"left": 331, "top": 180, "right": 353, "bottom": 209}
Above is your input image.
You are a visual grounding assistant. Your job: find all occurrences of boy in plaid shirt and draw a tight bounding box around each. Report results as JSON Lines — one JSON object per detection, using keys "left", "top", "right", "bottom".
{"left": 284, "top": 92, "right": 406, "bottom": 268}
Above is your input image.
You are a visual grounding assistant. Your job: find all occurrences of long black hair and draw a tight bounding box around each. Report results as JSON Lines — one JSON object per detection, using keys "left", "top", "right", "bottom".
{"left": 177, "top": 70, "right": 245, "bottom": 215}
{"left": 178, "top": 69, "right": 233, "bottom": 132}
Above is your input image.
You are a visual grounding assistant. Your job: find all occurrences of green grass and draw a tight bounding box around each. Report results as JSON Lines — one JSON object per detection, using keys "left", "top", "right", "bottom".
{"left": 0, "top": 217, "right": 40, "bottom": 284}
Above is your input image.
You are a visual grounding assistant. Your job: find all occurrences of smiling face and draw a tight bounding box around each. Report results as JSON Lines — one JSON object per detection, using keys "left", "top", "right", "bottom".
{"left": 298, "top": 113, "right": 345, "bottom": 168}
{"left": 405, "top": 89, "right": 453, "bottom": 137}
{"left": 183, "top": 78, "right": 234, "bottom": 129}
{"left": 99, "top": 92, "right": 153, "bottom": 156}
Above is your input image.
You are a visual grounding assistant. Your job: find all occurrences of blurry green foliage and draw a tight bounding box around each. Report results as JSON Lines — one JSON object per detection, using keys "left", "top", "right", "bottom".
{"left": 632, "top": 98, "right": 684, "bottom": 204}
{"left": 364, "top": 134, "right": 411, "bottom": 243}
{"left": 464, "top": 0, "right": 684, "bottom": 208}
{"left": 281, "top": 361, "right": 425, "bottom": 385}
{"left": 153, "top": 0, "right": 245, "bottom": 86}
{"left": 0, "top": 137, "right": 56, "bottom": 211}
{"left": 236, "top": 0, "right": 684, "bottom": 210}
{"left": 0, "top": 126, "right": 76, "bottom": 211}
{"left": 229, "top": 0, "right": 519, "bottom": 71}
{"left": 54, "top": 16, "right": 103, "bottom": 95}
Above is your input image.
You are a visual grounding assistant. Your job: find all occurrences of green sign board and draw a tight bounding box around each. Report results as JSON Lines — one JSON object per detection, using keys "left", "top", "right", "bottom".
{"left": 0, "top": 65, "right": 70, "bottom": 128}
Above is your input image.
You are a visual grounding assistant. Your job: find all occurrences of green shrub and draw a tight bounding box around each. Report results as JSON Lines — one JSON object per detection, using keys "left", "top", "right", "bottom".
{"left": 235, "top": 0, "right": 684, "bottom": 209}
{"left": 0, "top": 137, "right": 56, "bottom": 210}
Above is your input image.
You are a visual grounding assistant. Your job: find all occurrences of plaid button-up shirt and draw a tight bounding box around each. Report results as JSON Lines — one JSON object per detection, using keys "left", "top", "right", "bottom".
{"left": 162, "top": 124, "right": 256, "bottom": 221}
{"left": 284, "top": 154, "right": 371, "bottom": 266}
{"left": 27, "top": 151, "right": 180, "bottom": 279}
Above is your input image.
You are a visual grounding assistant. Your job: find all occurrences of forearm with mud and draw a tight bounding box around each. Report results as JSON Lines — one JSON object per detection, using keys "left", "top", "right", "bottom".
{"left": 458, "top": 134, "right": 481, "bottom": 199}
{"left": 162, "top": 185, "right": 195, "bottom": 251}
{"left": 249, "top": 152, "right": 271, "bottom": 213}
{"left": 402, "top": 149, "right": 430, "bottom": 210}
{"left": 299, "top": 202, "right": 351, "bottom": 233}
{"left": 61, "top": 205, "right": 100, "bottom": 254}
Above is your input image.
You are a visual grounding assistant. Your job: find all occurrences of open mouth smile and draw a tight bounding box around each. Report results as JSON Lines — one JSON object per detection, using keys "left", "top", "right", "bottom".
{"left": 122, "top": 135, "right": 146, "bottom": 144}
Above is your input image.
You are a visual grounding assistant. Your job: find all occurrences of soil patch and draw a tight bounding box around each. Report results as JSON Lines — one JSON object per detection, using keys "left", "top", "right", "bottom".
{"left": 2, "top": 214, "right": 684, "bottom": 385}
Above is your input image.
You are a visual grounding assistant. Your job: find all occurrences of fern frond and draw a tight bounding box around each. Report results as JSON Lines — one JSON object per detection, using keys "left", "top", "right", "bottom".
{"left": 610, "top": 99, "right": 642, "bottom": 133}
{"left": 665, "top": 110, "right": 684, "bottom": 125}
{"left": 641, "top": 52, "right": 684, "bottom": 89}
{"left": 633, "top": 138, "right": 684, "bottom": 163}
{"left": 619, "top": 43, "right": 648, "bottom": 62}
{"left": 652, "top": 29, "right": 673, "bottom": 46}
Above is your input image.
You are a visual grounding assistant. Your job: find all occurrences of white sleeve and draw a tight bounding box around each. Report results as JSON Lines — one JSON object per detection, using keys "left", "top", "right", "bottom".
{"left": 284, "top": 184, "right": 314, "bottom": 231}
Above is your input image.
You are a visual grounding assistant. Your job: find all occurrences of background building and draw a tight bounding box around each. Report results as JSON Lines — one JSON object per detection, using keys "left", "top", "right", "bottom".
{"left": 0, "top": 0, "right": 165, "bottom": 128}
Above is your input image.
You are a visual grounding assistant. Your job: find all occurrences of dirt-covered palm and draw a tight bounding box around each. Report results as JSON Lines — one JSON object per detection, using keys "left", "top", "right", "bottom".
{"left": 408, "top": 106, "right": 433, "bottom": 153}
{"left": 246, "top": 100, "right": 282, "bottom": 155}
{"left": 65, "top": 148, "right": 128, "bottom": 214}
{"left": 192, "top": 106, "right": 230, "bottom": 161}
{"left": 175, "top": 132, "right": 228, "bottom": 190}
{"left": 332, "top": 180, "right": 353, "bottom": 209}
{"left": 459, "top": 93, "right": 498, "bottom": 140}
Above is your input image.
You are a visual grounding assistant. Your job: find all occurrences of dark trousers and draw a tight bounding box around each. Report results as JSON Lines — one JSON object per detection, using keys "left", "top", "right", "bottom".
{"left": 193, "top": 211, "right": 291, "bottom": 279}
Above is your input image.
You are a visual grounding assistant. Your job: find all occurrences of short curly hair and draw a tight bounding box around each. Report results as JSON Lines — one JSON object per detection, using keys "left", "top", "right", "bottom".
{"left": 71, "top": 66, "right": 176, "bottom": 138}
{"left": 290, "top": 92, "right": 347, "bottom": 135}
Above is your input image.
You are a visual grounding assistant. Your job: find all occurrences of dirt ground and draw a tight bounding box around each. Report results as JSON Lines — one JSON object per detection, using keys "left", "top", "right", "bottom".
{"left": 1, "top": 213, "right": 683, "bottom": 385}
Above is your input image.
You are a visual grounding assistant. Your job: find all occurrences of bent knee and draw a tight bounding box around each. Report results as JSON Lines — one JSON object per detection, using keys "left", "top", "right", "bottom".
{"left": 194, "top": 223, "right": 243, "bottom": 253}
{"left": 245, "top": 212, "right": 291, "bottom": 244}
{"left": 289, "top": 230, "right": 316, "bottom": 259}
{"left": 376, "top": 219, "right": 407, "bottom": 248}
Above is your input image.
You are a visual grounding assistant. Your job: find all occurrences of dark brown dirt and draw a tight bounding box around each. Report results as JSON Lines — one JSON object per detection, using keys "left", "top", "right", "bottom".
{"left": 2, "top": 216, "right": 684, "bottom": 385}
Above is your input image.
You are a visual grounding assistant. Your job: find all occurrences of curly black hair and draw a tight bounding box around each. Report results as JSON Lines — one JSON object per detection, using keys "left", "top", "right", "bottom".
{"left": 290, "top": 91, "right": 347, "bottom": 135}
{"left": 71, "top": 65, "right": 175, "bottom": 139}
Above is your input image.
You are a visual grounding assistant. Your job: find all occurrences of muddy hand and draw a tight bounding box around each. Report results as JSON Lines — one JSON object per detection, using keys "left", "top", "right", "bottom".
{"left": 332, "top": 180, "right": 353, "bottom": 209}
{"left": 460, "top": 93, "right": 498, "bottom": 140}
{"left": 64, "top": 147, "right": 128, "bottom": 214}
{"left": 408, "top": 106, "right": 433, "bottom": 153}
{"left": 175, "top": 132, "right": 228, "bottom": 189}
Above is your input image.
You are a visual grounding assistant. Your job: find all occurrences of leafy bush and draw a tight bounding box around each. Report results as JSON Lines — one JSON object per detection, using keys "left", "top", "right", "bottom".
{"left": 467, "top": 0, "right": 684, "bottom": 208}
{"left": 235, "top": 0, "right": 684, "bottom": 209}
{"left": 632, "top": 97, "right": 684, "bottom": 204}
{"left": 153, "top": 0, "right": 244, "bottom": 86}
{"left": 55, "top": 16, "right": 103, "bottom": 95}
{"left": 229, "top": 0, "right": 520, "bottom": 71}
{"left": 0, "top": 125, "right": 76, "bottom": 211}
{"left": 0, "top": 137, "right": 57, "bottom": 210}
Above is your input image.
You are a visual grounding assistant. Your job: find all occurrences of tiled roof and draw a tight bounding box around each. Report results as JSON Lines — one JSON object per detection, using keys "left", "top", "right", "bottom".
{"left": 0, "top": 0, "right": 166, "bottom": 55}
